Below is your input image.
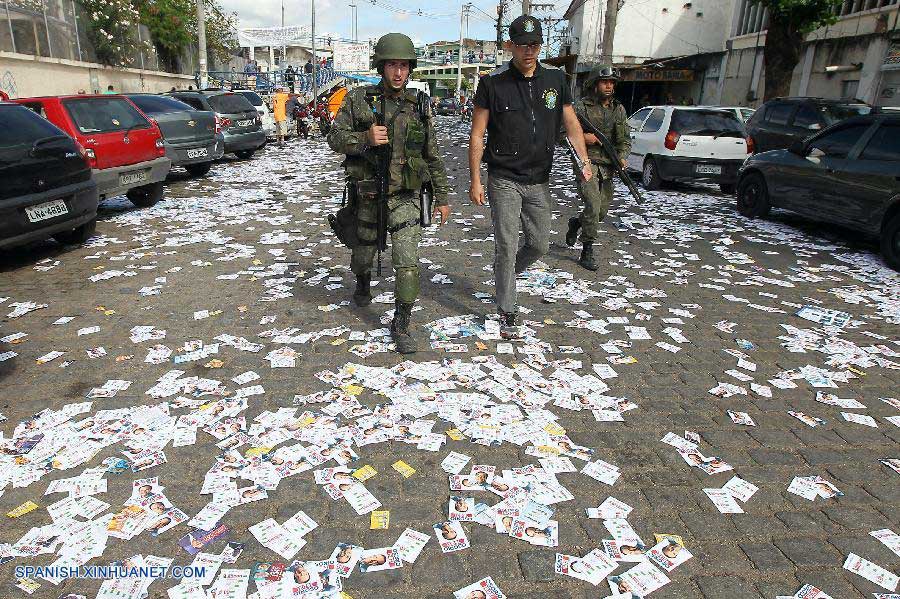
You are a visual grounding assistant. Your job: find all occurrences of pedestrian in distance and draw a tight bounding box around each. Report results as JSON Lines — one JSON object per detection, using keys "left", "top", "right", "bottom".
{"left": 271, "top": 86, "right": 290, "bottom": 145}
{"left": 468, "top": 15, "right": 592, "bottom": 339}
{"left": 327, "top": 33, "right": 451, "bottom": 354}
{"left": 565, "top": 65, "right": 631, "bottom": 271}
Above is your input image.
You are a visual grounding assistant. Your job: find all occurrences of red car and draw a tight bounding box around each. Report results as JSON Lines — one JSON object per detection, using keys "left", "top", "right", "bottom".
{"left": 13, "top": 94, "right": 171, "bottom": 207}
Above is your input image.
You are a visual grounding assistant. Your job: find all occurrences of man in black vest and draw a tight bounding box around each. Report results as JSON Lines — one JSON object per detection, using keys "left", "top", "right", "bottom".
{"left": 468, "top": 15, "right": 592, "bottom": 339}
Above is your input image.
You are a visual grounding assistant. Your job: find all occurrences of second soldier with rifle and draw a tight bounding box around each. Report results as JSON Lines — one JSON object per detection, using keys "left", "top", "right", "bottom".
{"left": 565, "top": 65, "right": 632, "bottom": 272}
{"left": 327, "top": 33, "right": 450, "bottom": 355}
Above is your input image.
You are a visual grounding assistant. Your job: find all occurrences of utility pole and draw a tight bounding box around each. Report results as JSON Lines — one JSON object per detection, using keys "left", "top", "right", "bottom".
{"left": 281, "top": 0, "right": 285, "bottom": 66}
{"left": 349, "top": 2, "right": 357, "bottom": 42}
{"left": 456, "top": 3, "right": 471, "bottom": 99}
{"left": 522, "top": 0, "right": 530, "bottom": 15}
{"left": 496, "top": 0, "right": 505, "bottom": 66}
{"left": 600, "top": 0, "right": 619, "bottom": 64}
{"left": 311, "top": 0, "right": 317, "bottom": 102}
{"left": 195, "top": 0, "right": 208, "bottom": 89}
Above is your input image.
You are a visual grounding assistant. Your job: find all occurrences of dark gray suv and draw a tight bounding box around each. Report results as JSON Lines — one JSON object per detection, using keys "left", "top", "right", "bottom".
{"left": 167, "top": 90, "right": 265, "bottom": 159}
{"left": 745, "top": 97, "right": 872, "bottom": 154}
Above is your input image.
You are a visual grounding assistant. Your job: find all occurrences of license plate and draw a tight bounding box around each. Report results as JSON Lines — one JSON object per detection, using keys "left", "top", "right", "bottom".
{"left": 25, "top": 199, "right": 68, "bottom": 223}
{"left": 696, "top": 164, "right": 722, "bottom": 175}
{"left": 119, "top": 170, "right": 148, "bottom": 186}
{"left": 186, "top": 147, "right": 208, "bottom": 159}
{"left": 236, "top": 119, "right": 253, "bottom": 127}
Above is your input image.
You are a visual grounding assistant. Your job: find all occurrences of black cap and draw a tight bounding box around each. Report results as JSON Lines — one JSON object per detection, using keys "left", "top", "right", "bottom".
{"left": 509, "top": 15, "right": 543, "bottom": 45}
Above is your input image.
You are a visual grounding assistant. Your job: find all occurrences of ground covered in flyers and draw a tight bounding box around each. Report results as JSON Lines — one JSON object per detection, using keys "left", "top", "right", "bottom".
{"left": 0, "top": 117, "right": 898, "bottom": 599}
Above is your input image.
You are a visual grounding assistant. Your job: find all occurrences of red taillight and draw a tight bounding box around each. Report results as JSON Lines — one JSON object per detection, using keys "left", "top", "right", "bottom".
{"left": 746, "top": 136, "right": 755, "bottom": 154}
{"left": 221, "top": 117, "right": 232, "bottom": 128}
{"left": 664, "top": 130, "right": 680, "bottom": 151}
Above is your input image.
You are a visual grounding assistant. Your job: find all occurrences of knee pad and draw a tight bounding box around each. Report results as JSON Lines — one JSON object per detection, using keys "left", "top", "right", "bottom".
{"left": 394, "top": 266, "right": 420, "bottom": 304}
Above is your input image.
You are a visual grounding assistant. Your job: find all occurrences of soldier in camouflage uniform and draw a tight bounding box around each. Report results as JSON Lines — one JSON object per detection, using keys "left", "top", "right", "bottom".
{"left": 565, "top": 65, "right": 631, "bottom": 271}
{"left": 327, "top": 33, "right": 451, "bottom": 354}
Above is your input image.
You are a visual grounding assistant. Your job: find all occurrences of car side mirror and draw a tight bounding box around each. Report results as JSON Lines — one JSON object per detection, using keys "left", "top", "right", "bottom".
{"left": 807, "top": 123, "right": 821, "bottom": 131}
{"left": 788, "top": 140, "right": 806, "bottom": 155}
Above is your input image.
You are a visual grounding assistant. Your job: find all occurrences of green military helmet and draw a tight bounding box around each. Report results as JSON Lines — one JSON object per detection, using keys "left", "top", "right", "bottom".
{"left": 373, "top": 33, "right": 418, "bottom": 72}
{"left": 585, "top": 64, "right": 621, "bottom": 89}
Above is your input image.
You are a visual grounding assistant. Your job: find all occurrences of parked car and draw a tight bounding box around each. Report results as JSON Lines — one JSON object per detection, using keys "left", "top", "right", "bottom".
{"left": 0, "top": 102, "right": 99, "bottom": 248}
{"left": 232, "top": 89, "right": 276, "bottom": 138}
{"left": 625, "top": 105, "right": 751, "bottom": 194}
{"left": 435, "top": 98, "right": 458, "bottom": 116}
{"left": 167, "top": 90, "right": 265, "bottom": 159}
{"left": 126, "top": 94, "right": 221, "bottom": 177}
{"left": 14, "top": 94, "right": 171, "bottom": 207}
{"left": 736, "top": 114, "right": 900, "bottom": 270}
{"left": 745, "top": 97, "right": 872, "bottom": 154}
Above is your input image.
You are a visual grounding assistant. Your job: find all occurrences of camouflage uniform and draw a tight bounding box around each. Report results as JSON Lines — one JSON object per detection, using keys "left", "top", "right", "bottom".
{"left": 574, "top": 94, "right": 630, "bottom": 243}
{"left": 327, "top": 82, "right": 449, "bottom": 304}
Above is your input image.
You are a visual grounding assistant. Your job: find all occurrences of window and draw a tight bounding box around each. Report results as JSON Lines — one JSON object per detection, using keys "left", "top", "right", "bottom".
{"left": 641, "top": 108, "right": 666, "bottom": 133}
{"left": 236, "top": 91, "right": 264, "bottom": 107}
{"left": 764, "top": 102, "right": 794, "bottom": 126}
{"left": 807, "top": 123, "right": 871, "bottom": 158}
{"left": 670, "top": 109, "right": 743, "bottom": 135}
{"left": 740, "top": 108, "right": 755, "bottom": 121}
{"left": 821, "top": 103, "right": 872, "bottom": 125}
{"left": 627, "top": 108, "right": 651, "bottom": 130}
{"left": 207, "top": 94, "right": 254, "bottom": 114}
{"left": 0, "top": 105, "right": 66, "bottom": 149}
{"left": 792, "top": 104, "right": 822, "bottom": 130}
{"left": 174, "top": 96, "right": 206, "bottom": 111}
{"left": 63, "top": 98, "right": 149, "bottom": 133}
{"left": 860, "top": 123, "right": 900, "bottom": 161}
{"left": 128, "top": 95, "right": 193, "bottom": 115}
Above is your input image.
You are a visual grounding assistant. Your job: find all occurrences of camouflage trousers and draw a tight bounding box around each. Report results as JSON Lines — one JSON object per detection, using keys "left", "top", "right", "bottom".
{"left": 350, "top": 191, "right": 422, "bottom": 304}
{"left": 575, "top": 162, "right": 614, "bottom": 244}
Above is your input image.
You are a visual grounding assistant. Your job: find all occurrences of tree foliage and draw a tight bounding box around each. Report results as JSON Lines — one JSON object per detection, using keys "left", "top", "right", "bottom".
{"left": 81, "top": 0, "right": 147, "bottom": 66}
{"left": 750, "top": 0, "right": 841, "bottom": 100}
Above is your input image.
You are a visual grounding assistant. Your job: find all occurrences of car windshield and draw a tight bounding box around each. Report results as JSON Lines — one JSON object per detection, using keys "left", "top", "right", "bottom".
{"left": 64, "top": 97, "right": 149, "bottom": 133}
{"left": 670, "top": 109, "right": 744, "bottom": 136}
{"left": 129, "top": 95, "right": 194, "bottom": 114}
{"left": 237, "top": 91, "right": 263, "bottom": 107}
{"left": 208, "top": 93, "right": 253, "bottom": 114}
{"left": 0, "top": 105, "right": 67, "bottom": 149}
{"left": 821, "top": 104, "right": 872, "bottom": 125}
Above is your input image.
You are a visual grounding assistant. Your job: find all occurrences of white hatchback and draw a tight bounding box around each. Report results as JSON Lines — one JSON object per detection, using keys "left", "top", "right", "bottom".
{"left": 233, "top": 89, "right": 277, "bottom": 138}
{"left": 625, "top": 106, "right": 752, "bottom": 194}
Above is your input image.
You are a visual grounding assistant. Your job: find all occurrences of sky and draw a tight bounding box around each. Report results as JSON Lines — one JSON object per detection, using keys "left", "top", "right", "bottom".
{"left": 218, "top": 0, "right": 566, "bottom": 47}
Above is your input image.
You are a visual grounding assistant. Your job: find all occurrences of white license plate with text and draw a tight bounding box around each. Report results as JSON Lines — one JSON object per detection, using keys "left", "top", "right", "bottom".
{"left": 236, "top": 119, "right": 253, "bottom": 127}
{"left": 119, "top": 170, "right": 148, "bottom": 186}
{"left": 186, "top": 147, "right": 208, "bottom": 159}
{"left": 696, "top": 164, "right": 722, "bottom": 175}
{"left": 25, "top": 199, "right": 68, "bottom": 223}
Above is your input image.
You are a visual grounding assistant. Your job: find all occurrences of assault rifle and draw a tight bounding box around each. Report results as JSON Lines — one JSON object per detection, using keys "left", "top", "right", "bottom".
{"left": 373, "top": 93, "right": 390, "bottom": 276}
{"left": 576, "top": 111, "right": 644, "bottom": 205}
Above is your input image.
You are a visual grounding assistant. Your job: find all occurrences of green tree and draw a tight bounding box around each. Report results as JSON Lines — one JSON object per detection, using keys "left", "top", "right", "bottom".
{"left": 751, "top": 0, "right": 840, "bottom": 100}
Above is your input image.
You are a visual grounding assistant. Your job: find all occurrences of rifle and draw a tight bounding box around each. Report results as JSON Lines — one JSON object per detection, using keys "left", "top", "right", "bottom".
{"left": 576, "top": 111, "right": 644, "bottom": 205}
{"left": 373, "top": 93, "right": 390, "bottom": 276}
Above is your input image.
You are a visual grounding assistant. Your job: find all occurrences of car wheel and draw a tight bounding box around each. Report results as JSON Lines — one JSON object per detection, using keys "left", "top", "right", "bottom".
{"left": 126, "top": 181, "right": 164, "bottom": 208}
{"left": 53, "top": 218, "right": 97, "bottom": 245}
{"left": 736, "top": 173, "right": 771, "bottom": 218}
{"left": 235, "top": 149, "right": 255, "bottom": 159}
{"left": 881, "top": 212, "right": 900, "bottom": 271}
{"left": 642, "top": 157, "right": 663, "bottom": 191}
{"left": 719, "top": 183, "right": 736, "bottom": 195}
{"left": 186, "top": 162, "right": 212, "bottom": 177}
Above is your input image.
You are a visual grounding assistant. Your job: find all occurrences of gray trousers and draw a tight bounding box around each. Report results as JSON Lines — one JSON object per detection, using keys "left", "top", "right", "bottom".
{"left": 487, "top": 175, "right": 552, "bottom": 314}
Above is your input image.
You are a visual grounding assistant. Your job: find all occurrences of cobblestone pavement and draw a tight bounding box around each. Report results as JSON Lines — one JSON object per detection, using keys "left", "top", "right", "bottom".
{"left": 0, "top": 117, "right": 898, "bottom": 599}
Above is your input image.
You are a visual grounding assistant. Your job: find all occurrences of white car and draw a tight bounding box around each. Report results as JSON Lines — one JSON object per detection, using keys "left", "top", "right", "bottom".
{"left": 233, "top": 89, "right": 276, "bottom": 138}
{"left": 625, "top": 105, "right": 752, "bottom": 194}
{"left": 704, "top": 105, "right": 756, "bottom": 123}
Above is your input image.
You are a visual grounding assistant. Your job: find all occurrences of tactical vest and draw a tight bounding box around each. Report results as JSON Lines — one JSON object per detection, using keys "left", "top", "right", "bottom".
{"left": 344, "top": 85, "right": 432, "bottom": 196}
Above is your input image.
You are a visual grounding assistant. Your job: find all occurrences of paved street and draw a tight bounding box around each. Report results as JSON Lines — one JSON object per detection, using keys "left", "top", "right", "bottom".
{"left": 1, "top": 117, "right": 898, "bottom": 599}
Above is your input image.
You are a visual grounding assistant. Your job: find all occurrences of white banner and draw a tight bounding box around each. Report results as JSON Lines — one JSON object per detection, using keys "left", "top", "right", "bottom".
{"left": 333, "top": 42, "right": 370, "bottom": 73}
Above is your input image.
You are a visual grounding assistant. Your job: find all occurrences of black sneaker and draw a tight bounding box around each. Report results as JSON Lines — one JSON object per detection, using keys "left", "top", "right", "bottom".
{"left": 565, "top": 217, "right": 581, "bottom": 247}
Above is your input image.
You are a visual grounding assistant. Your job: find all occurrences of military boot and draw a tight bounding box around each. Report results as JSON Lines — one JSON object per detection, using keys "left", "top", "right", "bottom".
{"left": 565, "top": 217, "right": 581, "bottom": 247}
{"left": 579, "top": 243, "right": 599, "bottom": 271}
{"left": 391, "top": 301, "right": 418, "bottom": 354}
{"left": 353, "top": 273, "right": 372, "bottom": 307}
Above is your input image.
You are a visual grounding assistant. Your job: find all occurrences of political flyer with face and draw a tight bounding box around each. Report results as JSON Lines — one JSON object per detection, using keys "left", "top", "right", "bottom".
{"left": 647, "top": 539, "right": 693, "bottom": 572}
{"left": 358, "top": 547, "right": 403, "bottom": 573}
{"left": 329, "top": 543, "right": 362, "bottom": 577}
{"left": 453, "top": 576, "right": 507, "bottom": 599}
{"left": 449, "top": 496, "right": 475, "bottom": 521}
{"left": 509, "top": 518, "right": 558, "bottom": 547}
{"left": 434, "top": 520, "right": 470, "bottom": 553}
